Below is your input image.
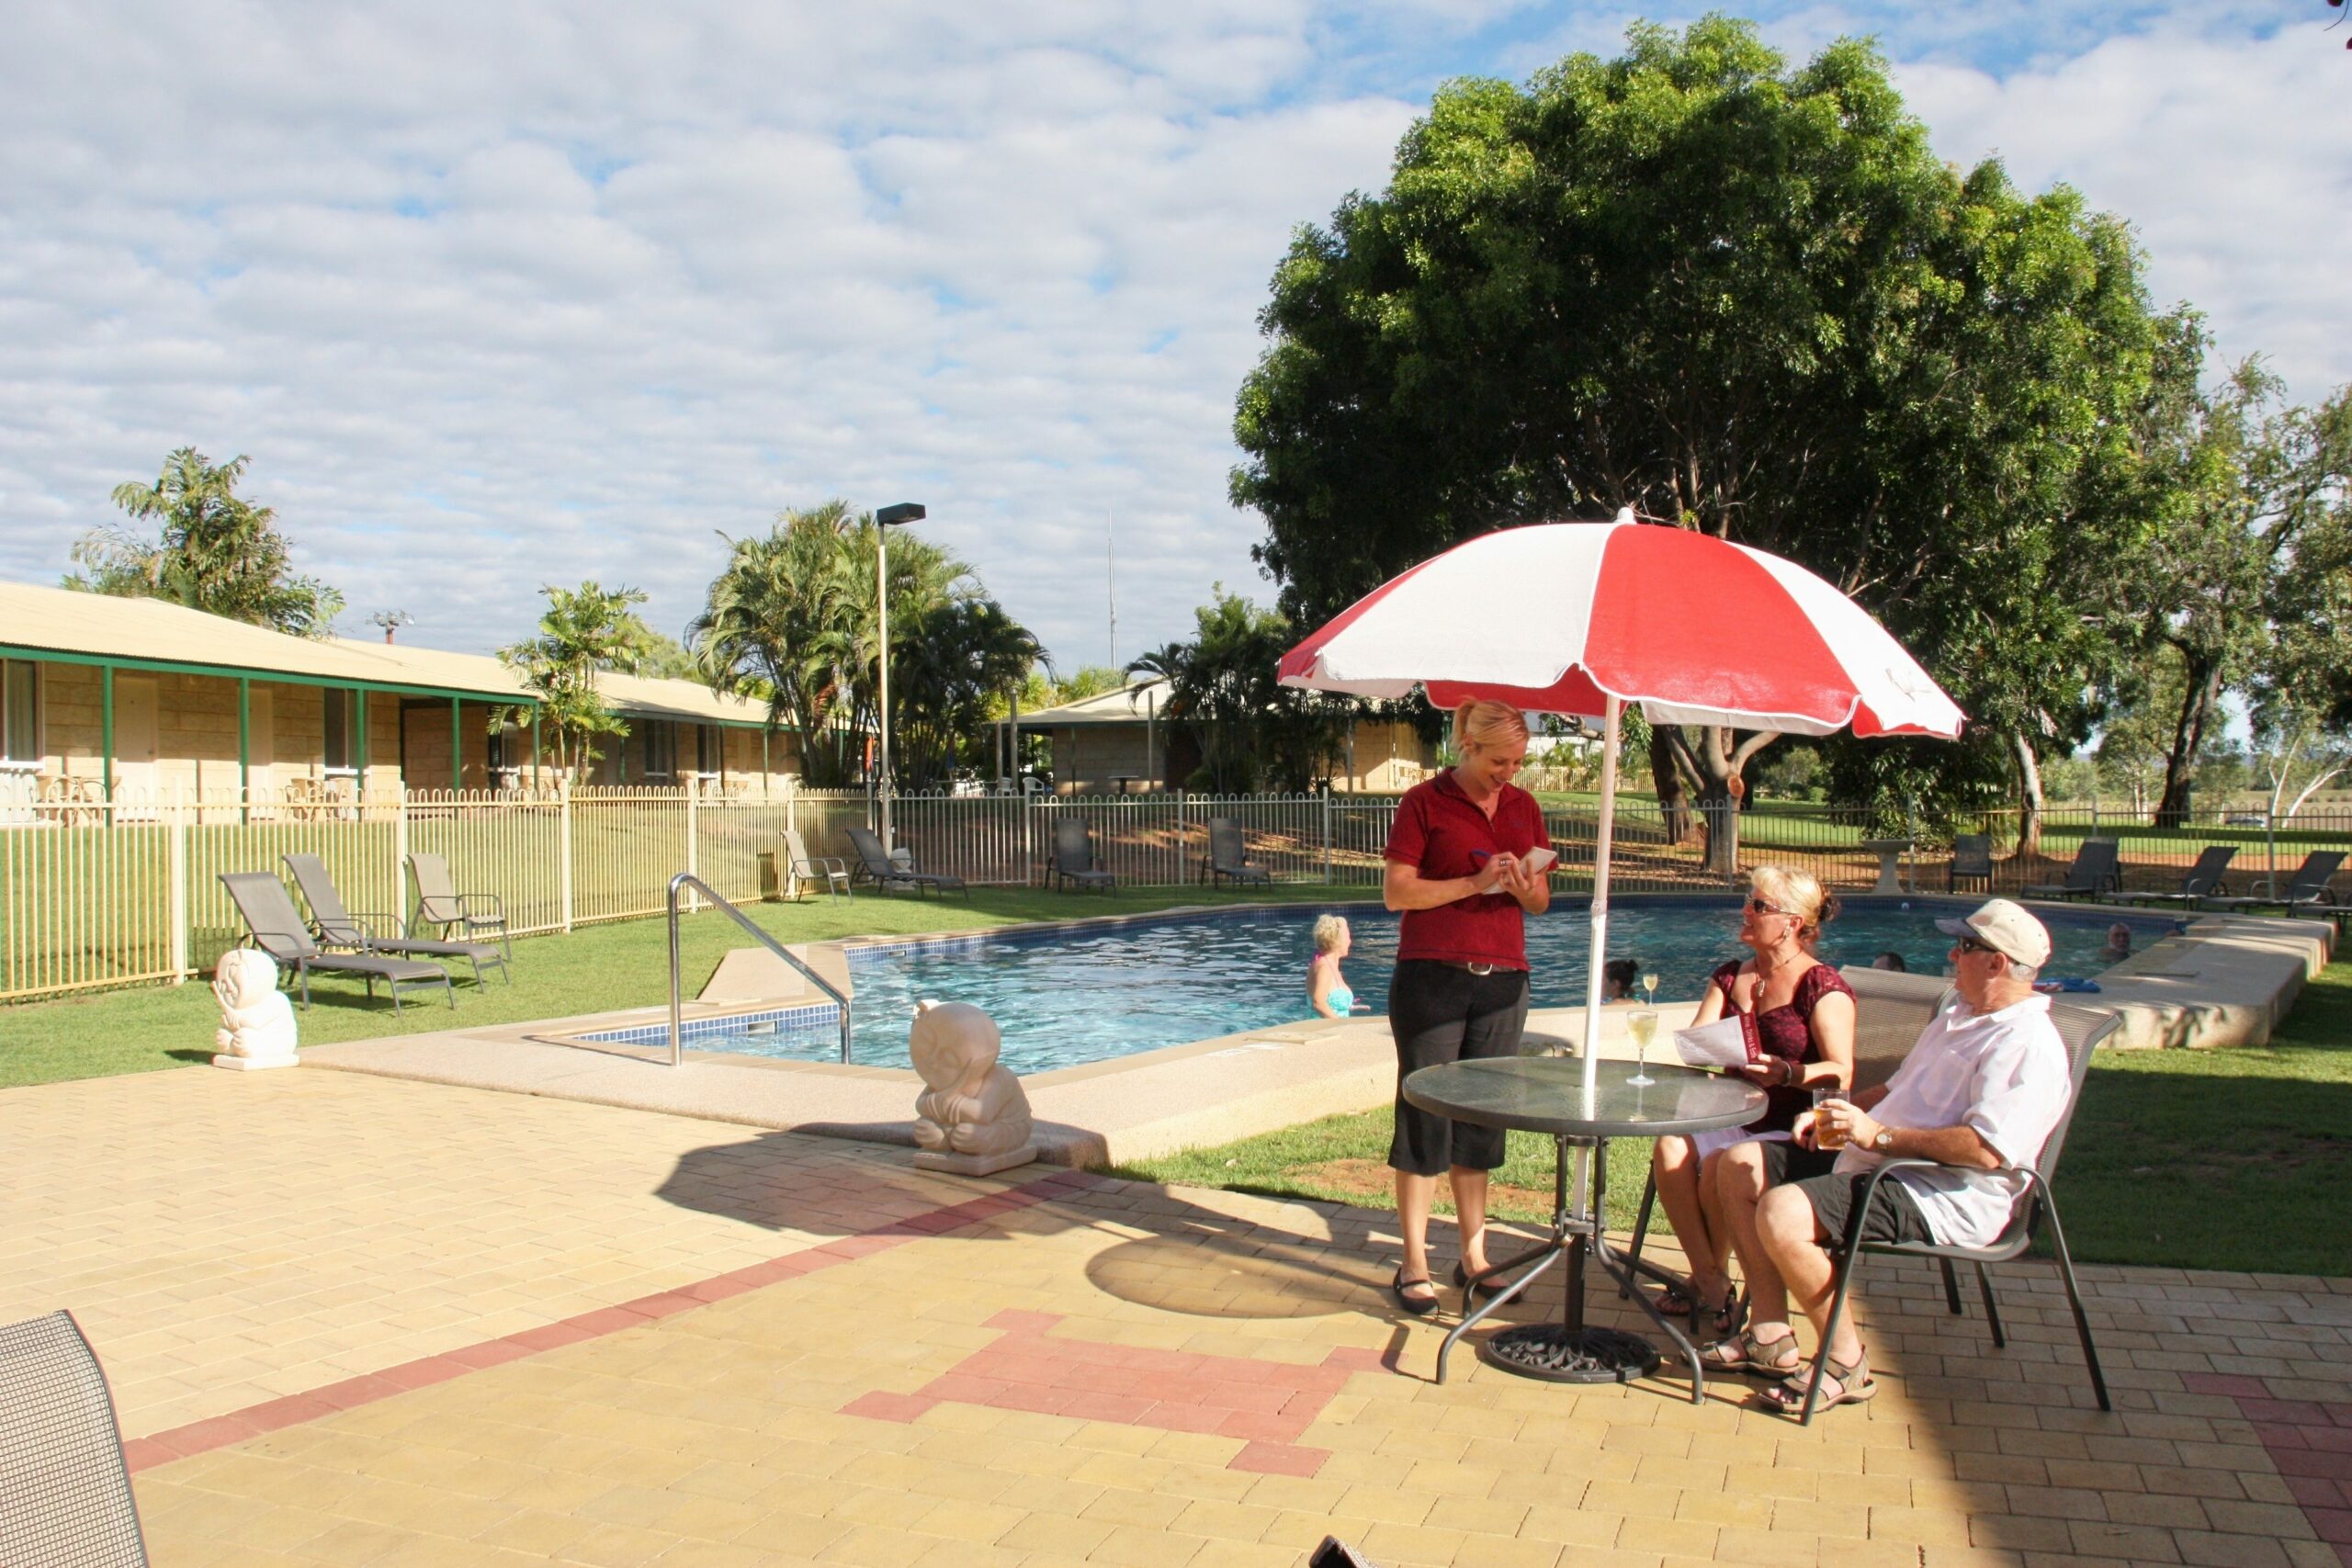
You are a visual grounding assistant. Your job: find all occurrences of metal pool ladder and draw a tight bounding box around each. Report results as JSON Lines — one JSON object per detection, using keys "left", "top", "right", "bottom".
{"left": 666, "top": 873, "right": 854, "bottom": 1066}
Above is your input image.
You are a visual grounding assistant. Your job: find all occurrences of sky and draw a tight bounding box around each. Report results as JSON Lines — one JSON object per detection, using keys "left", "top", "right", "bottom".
{"left": 0, "top": 1, "right": 2343, "bottom": 673}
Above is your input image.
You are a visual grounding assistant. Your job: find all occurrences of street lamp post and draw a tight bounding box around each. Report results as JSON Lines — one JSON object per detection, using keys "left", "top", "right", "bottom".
{"left": 874, "top": 502, "right": 925, "bottom": 852}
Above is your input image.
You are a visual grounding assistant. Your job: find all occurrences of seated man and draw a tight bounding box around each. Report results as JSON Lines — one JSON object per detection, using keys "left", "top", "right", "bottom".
{"left": 1704, "top": 897, "right": 2073, "bottom": 1414}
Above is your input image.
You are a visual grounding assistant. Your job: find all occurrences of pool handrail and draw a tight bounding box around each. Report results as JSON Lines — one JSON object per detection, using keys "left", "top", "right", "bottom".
{"left": 666, "top": 873, "right": 854, "bottom": 1066}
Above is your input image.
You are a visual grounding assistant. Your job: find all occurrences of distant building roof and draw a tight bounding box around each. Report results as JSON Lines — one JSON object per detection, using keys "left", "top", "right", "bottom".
{"left": 0, "top": 579, "right": 777, "bottom": 727}
{"left": 1013, "top": 676, "right": 1170, "bottom": 728}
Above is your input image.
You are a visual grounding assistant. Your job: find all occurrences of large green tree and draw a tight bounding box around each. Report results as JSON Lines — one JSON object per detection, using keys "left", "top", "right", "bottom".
{"left": 70, "top": 447, "right": 345, "bottom": 637}
{"left": 689, "top": 502, "right": 1039, "bottom": 787}
{"left": 1231, "top": 18, "right": 2161, "bottom": 861}
{"left": 1131, "top": 588, "right": 1354, "bottom": 793}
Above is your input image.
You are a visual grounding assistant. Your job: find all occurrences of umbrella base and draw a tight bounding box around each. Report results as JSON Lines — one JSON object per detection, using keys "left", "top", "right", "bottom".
{"left": 1477, "top": 1324, "right": 1661, "bottom": 1383}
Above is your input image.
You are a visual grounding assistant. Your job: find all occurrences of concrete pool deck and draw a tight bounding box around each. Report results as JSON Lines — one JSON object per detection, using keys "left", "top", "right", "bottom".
{"left": 300, "top": 904, "right": 2335, "bottom": 1168}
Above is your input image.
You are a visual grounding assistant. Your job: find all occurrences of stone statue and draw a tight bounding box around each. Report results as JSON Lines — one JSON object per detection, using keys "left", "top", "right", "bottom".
{"left": 909, "top": 999, "right": 1035, "bottom": 1175}
{"left": 211, "top": 949, "right": 300, "bottom": 1070}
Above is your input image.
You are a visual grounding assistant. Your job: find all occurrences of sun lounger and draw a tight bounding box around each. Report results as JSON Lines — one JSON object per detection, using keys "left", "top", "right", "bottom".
{"left": 283, "top": 853, "right": 508, "bottom": 987}
{"left": 1048, "top": 818, "right": 1116, "bottom": 893}
{"left": 2204, "top": 850, "right": 2347, "bottom": 919}
{"left": 845, "top": 826, "right": 967, "bottom": 898}
{"left": 1204, "top": 818, "right": 1272, "bottom": 887}
{"left": 406, "top": 853, "right": 511, "bottom": 958}
{"left": 2107, "top": 844, "right": 2235, "bottom": 906}
{"left": 2021, "top": 838, "right": 2120, "bottom": 901}
{"left": 221, "top": 872, "right": 453, "bottom": 1011}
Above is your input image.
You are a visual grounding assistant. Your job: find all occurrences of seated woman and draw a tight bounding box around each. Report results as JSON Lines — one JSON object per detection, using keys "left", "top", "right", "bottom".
{"left": 1649, "top": 865, "right": 1855, "bottom": 1335}
{"left": 1308, "top": 914, "right": 1359, "bottom": 1019}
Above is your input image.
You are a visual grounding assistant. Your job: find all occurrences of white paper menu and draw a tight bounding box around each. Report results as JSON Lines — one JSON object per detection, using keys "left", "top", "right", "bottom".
{"left": 1672, "top": 1010, "right": 1762, "bottom": 1069}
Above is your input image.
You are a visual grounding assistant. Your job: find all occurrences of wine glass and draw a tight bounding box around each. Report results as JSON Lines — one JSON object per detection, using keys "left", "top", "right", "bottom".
{"left": 1626, "top": 1009, "right": 1658, "bottom": 1088}
{"left": 1640, "top": 970, "right": 1659, "bottom": 1008}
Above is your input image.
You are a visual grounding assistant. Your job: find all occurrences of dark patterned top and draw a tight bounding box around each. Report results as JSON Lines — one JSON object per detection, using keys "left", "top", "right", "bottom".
{"left": 1708, "top": 959, "right": 1857, "bottom": 1134}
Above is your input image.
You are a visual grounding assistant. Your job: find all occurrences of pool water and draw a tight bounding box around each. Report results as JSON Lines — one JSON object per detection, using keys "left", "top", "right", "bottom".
{"left": 629, "top": 896, "right": 2175, "bottom": 1075}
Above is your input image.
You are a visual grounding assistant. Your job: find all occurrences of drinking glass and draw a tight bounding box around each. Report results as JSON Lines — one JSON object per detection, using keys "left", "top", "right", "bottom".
{"left": 1626, "top": 1010, "right": 1658, "bottom": 1087}
{"left": 1639, "top": 970, "right": 1659, "bottom": 1008}
{"left": 1812, "top": 1088, "right": 1851, "bottom": 1149}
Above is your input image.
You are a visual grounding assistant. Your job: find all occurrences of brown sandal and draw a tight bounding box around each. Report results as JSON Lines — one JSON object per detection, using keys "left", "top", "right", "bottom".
{"left": 1762, "top": 1349, "right": 1876, "bottom": 1415}
{"left": 1698, "top": 1325, "right": 1798, "bottom": 1377}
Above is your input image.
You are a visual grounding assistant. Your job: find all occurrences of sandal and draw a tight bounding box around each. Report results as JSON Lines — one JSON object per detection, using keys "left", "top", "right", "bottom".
{"left": 1391, "top": 1268, "right": 1439, "bottom": 1317}
{"left": 1761, "top": 1349, "right": 1876, "bottom": 1416}
{"left": 1698, "top": 1325, "right": 1800, "bottom": 1378}
{"left": 1653, "top": 1283, "right": 1697, "bottom": 1317}
{"left": 1711, "top": 1292, "right": 1749, "bottom": 1339}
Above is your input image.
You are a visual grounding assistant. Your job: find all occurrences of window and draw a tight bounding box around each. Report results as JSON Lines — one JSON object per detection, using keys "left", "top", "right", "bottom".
{"left": 696, "top": 725, "right": 722, "bottom": 776}
{"left": 2, "top": 660, "right": 38, "bottom": 768}
{"left": 322, "top": 688, "right": 355, "bottom": 773}
{"left": 487, "top": 723, "right": 518, "bottom": 775}
{"left": 641, "top": 720, "right": 677, "bottom": 779}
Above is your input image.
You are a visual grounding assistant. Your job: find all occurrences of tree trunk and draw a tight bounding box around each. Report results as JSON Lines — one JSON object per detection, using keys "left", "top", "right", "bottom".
{"left": 2155, "top": 652, "right": 2224, "bottom": 828}
{"left": 2011, "top": 729, "right": 2045, "bottom": 859}
{"left": 1649, "top": 728, "right": 1692, "bottom": 843}
{"left": 1694, "top": 779, "right": 1742, "bottom": 878}
{"left": 1663, "top": 725, "right": 1775, "bottom": 876}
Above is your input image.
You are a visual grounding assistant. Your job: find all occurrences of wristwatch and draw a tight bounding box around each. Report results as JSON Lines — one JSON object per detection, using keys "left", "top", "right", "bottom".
{"left": 1871, "top": 1129, "right": 1895, "bottom": 1153}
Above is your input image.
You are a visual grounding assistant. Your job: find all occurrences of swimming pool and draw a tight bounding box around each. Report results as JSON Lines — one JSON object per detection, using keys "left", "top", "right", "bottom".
{"left": 579, "top": 896, "right": 2176, "bottom": 1075}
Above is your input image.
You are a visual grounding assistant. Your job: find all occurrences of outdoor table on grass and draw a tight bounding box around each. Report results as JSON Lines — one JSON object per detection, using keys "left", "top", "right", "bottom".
{"left": 1402, "top": 1056, "right": 1764, "bottom": 1402}
{"left": 1859, "top": 837, "right": 1916, "bottom": 896}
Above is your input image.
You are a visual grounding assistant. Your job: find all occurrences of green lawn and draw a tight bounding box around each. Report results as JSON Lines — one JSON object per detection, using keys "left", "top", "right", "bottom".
{"left": 1116, "top": 960, "right": 2352, "bottom": 1278}
{"left": 0, "top": 881, "right": 1370, "bottom": 1090}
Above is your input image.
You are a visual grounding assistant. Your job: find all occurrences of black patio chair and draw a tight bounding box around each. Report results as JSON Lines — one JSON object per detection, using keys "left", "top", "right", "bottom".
{"left": 845, "top": 826, "right": 968, "bottom": 899}
{"left": 2020, "top": 838, "right": 2120, "bottom": 901}
{"left": 1047, "top": 818, "right": 1117, "bottom": 894}
{"left": 2106, "top": 844, "right": 2235, "bottom": 907}
{"left": 1789, "top": 1000, "right": 2120, "bottom": 1425}
{"left": 283, "top": 853, "right": 508, "bottom": 987}
{"left": 1946, "top": 833, "right": 1994, "bottom": 893}
{"left": 221, "top": 872, "right": 453, "bottom": 1012}
{"left": 0, "top": 1309, "right": 150, "bottom": 1567}
{"left": 1205, "top": 818, "right": 1272, "bottom": 887}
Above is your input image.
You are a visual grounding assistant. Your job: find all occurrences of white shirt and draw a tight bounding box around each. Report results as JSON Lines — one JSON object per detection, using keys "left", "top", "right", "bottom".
{"left": 1835, "top": 992, "right": 2072, "bottom": 1248}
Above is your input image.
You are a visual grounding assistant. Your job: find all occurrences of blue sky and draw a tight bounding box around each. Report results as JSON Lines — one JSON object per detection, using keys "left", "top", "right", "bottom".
{"left": 0, "top": 2, "right": 2342, "bottom": 672}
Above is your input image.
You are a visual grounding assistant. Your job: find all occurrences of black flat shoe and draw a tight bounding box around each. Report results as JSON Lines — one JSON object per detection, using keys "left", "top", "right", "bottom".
{"left": 1453, "top": 1261, "right": 1510, "bottom": 1301}
{"left": 1391, "top": 1268, "right": 1439, "bottom": 1315}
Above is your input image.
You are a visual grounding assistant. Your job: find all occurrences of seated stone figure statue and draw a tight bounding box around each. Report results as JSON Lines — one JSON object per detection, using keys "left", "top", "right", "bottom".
{"left": 909, "top": 999, "right": 1035, "bottom": 1174}
{"left": 212, "top": 948, "right": 300, "bottom": 1069}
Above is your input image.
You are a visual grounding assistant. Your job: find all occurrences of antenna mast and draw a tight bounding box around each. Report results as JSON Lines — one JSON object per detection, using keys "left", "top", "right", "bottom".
{"left": 1107, "top": 521, "right": 1117, "bottom": 671}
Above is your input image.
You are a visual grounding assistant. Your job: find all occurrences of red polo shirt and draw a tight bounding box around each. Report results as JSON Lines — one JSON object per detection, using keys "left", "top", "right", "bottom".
{"left": 1385, "top": 772, "right": 1548, "bottom": 970}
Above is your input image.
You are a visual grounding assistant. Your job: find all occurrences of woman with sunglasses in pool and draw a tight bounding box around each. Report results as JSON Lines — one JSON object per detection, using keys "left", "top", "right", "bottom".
{"left": 1648, "top": 865, "right": 1855, "bottom": 1335}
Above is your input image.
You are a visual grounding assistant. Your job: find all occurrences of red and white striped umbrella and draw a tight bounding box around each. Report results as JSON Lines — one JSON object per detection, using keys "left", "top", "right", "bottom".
{"left": 1279, "top": 513, "right": 1962, "bottom": 1122}
{"left": 1278, "top": 513, "right": 1963, "bottom": 739}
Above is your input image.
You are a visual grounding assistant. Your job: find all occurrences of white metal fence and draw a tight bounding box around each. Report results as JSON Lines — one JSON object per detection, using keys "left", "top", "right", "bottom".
{"left": 5, "top": 773, "right": 2346, "bottom": 1002}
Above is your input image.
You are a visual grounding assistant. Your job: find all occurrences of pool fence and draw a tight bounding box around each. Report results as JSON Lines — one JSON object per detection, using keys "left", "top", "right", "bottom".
{"left": 3, "top": 773, "right": 2344, "bottom": 1001}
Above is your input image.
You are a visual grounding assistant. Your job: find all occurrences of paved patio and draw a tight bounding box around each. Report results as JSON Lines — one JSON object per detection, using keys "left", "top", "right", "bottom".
{"left": 6, "top": 1066, "right": 2348, "bottom": 1567}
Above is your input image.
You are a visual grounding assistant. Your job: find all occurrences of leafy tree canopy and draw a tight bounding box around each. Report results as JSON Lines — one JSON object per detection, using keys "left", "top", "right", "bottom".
{"left": 70, "top": 447, "right": 345, "bottom": 637}
{"left": 492, "top": 581, "right": 661, "bottom": 773}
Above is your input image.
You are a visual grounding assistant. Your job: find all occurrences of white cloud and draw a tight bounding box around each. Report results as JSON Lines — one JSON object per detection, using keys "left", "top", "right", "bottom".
{"left": 0, "top": 1, "right": 2338, "bottom": 676}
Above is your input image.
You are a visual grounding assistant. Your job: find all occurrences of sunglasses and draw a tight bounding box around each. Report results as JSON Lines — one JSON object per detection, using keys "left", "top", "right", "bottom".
{"left": 1953, "top": 935, "right": 1999, "bottom": 956}
{"left": 1746, "top": 897, "right": 1793, "bottom": 917}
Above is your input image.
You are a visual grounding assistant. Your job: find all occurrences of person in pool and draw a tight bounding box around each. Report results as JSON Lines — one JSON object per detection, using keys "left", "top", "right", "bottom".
{"left": 1647, "top": 865, "right": 1856, "bottom": 1335}
{"left": 2102, "top": 923, "right": 2132, "bottom": 964}
{"left": 1601, "top": 959, "right": 1640, "bottom": 1001}
{"left": 1309, "top": 915, "right": 1359, "bottom": 1019}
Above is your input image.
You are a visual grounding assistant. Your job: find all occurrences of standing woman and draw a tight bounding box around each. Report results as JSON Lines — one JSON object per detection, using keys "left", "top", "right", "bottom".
{"left": 1381, "top": 699, "right": 1553, "bottom": 1314}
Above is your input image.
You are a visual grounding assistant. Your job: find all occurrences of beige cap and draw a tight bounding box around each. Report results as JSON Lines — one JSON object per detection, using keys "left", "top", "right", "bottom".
{"left": 1935, "top": 898, "right": 2052, "bottom": 967}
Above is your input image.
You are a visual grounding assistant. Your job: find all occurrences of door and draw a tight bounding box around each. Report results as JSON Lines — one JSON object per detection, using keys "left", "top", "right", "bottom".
{"left": 113, "top": 677, "right": 159, "bottom": 808}
{"left": 248, "top": 689, "right": 276, "bottom": 799}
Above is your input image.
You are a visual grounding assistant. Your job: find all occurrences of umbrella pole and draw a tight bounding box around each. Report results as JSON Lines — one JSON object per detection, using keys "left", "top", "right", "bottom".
{"left": 1574, "top": 695, "right": 1622, "bottom": 1217}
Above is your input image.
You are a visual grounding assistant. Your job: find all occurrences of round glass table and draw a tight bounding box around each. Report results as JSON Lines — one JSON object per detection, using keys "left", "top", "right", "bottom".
{"left": 1401, "top": 1056, "right": 1765, "bottom": 1401}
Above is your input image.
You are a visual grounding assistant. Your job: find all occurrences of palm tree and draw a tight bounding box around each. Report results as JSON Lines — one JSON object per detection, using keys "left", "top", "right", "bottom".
{"left": 70, "top": 447, "right": 345, "bottom": 637}
{"left": 490, "top": 582, "right": 658, "bottom": 775}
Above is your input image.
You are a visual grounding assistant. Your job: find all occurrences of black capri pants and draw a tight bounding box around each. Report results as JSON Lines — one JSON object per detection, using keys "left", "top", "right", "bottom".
{"left": 1386, "top": 959, "right": 1532, "bottom": 1176}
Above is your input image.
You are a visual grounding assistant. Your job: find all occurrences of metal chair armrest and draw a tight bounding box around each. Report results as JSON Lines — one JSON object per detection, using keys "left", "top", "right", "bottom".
{"left": 1830, "top": 1157, "right": 1953, "bottom": 1256}
{"left": 350, "top": 911, "right": 400, "bottom": 942}
{"left": 459, "top": 891, "right": 507, "bottom": 919}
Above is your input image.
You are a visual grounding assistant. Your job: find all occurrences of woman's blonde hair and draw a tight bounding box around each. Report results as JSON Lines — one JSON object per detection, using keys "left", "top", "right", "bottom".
{"left": 1750, "top": 864, "right": 1839, "bottom": 942}
{"left": 1452, "top": 699, "right": 1530, "bottom": 757}
{"left": 1312, "top": 914, "right": 1350, "bottom": 954}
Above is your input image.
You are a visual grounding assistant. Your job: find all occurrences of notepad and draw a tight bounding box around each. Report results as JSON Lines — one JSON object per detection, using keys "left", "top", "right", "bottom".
{"left": 1523, "top": 846, "right": 1559, "bottom": 874}
{"left": 1673, "top": 1011, "right": 1762, "bottom": 1069}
